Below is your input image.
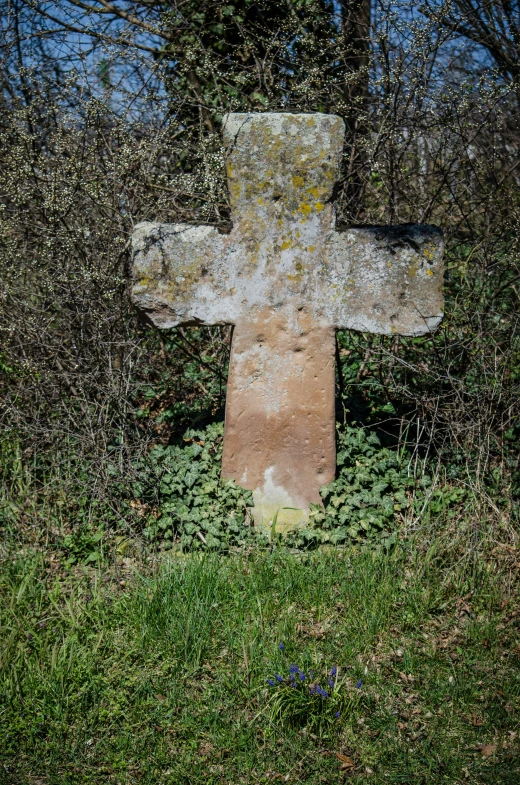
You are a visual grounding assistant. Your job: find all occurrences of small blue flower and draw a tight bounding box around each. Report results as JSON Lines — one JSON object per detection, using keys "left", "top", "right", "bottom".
{"left": 267, "top": 679, "right": 275, "bottom": 687}
{"left": 274, "top": 674, "right": 283, "bottom": 682}
{"left": 327, "top": 677, "right": 335, "bottom": 689}
{"left": 299, "top": 671, "right": 305, "bottom": 681}
{"left": 356, "top": 678, "right": 363, "bottom": 689}
{"left": 289, "top": 664, "right": 298, "bottom": 673}
{"left": 330, "top": 665, "right": 337, "bottom": 677}
{"left": 335, "top": 711, "right": 341, "bottom": 719}
{"left": 278, "top": 642, "right": 285, "bottom": 651}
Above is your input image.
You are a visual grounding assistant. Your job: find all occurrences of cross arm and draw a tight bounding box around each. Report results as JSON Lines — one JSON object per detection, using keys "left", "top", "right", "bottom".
{"left": 132, "top": 221, "right": 235, "bottom": 328}
{"left": 318, "top": 223, "right": 444, "bottom": 335}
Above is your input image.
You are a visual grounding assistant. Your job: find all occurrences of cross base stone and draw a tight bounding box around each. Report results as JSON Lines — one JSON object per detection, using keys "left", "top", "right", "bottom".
{"left": 221, "top": 308, "right": 335, "bottom": 532}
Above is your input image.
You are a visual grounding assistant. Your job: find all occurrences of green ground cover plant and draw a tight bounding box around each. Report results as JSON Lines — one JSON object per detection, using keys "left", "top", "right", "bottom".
{"left": 132, "top": 422, "right": 255, "bottom": 550}
{"left": 129, "top": 421, "right": 437, "bottom": 553}
{"left": 0, "top": 540, "right": 518, "bottom": 784}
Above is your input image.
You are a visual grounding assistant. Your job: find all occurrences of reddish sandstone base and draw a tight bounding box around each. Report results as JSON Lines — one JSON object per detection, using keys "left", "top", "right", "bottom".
{"left": 221, "top": 307, "right": 336, "bottom": 530}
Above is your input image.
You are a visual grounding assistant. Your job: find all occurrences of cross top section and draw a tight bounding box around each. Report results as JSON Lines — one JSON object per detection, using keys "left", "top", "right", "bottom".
{"left": 224, "top": 112, "right": 342, "bottom": 224}
{"left": 133, "top": 112, "right": 443, "bottom": 336}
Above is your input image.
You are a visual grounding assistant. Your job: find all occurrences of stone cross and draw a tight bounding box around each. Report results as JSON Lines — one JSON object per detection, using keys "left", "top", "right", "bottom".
{"left": 132, "top": 113, "right": 444, "bottom": 531}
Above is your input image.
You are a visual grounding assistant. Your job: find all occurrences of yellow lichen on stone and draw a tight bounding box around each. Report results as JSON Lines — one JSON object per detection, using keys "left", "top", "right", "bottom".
{"left": 422, "top": 242, "right": 435, "bottom": 261}
{"left": 307, "top": 186, "right": 321, "bottom": 199}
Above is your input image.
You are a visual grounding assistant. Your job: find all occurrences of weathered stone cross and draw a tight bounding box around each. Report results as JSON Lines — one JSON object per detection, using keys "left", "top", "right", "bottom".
{"left": 132, "top": 113, "right": 444, "bottom": 531}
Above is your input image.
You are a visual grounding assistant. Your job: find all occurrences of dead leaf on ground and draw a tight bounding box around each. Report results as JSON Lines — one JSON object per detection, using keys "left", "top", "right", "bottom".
{"left": 335, "top": 753, "right": 355, "bottom": 770}
{"left": 296, "top": 621, "right": 328, "bottom": 639}
{"left": 198, "top": 741, "right": 215, "bottom": 757}
{"left": 471, "top": 743, "right": 497, "bottom": 757}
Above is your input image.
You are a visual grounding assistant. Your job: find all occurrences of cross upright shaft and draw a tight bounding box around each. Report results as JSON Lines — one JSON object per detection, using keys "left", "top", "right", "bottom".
{"left": 132, "top": 112, "right": 444, "bottom": 530}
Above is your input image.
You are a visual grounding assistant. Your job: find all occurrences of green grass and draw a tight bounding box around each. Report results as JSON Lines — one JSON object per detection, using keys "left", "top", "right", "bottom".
{"left": 0, "top": 542, "right": 519, "bottom": 784}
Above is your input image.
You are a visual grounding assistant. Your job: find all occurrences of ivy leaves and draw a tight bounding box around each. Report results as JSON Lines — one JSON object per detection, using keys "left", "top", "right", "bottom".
{"left": 134, "top": 422, "right": 254, "bottom": 551}
{"left": 133, "top": 421, "right": 433, "bottom": 552}
{"left": 287, "top": 426, "right": 430, "bottom": 548}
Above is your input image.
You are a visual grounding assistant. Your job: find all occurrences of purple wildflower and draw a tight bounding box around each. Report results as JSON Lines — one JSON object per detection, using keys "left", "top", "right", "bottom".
{"left": 327, "top": 677, "right": 335, "bottom": 689}
{"left": 299, "top": 671, "right": 305, "bottom": 681}
{"left": 274, "top": 674, "right": 283, "bottom": 682}
{"left": 330, "top": 665, "right": 337, "bottom": 677}
{"left": 289, "top": 664, "right": 298, "bottom": 674}
{"left": 335, "top": 711, "right": 341, "bottom": 719}
{"left": 267, "top": 679, "right": 275, "bottom": 687}
{"left": 356, "top": 678, "right": 363, "bottom": 689}
{"left": 279, "top": 642, "right": 285, "bottom": 651}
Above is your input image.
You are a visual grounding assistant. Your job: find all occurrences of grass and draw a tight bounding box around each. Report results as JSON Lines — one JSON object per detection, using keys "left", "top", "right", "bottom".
{"left": 0, "top": 539, "right": 519, "bottom": 785}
